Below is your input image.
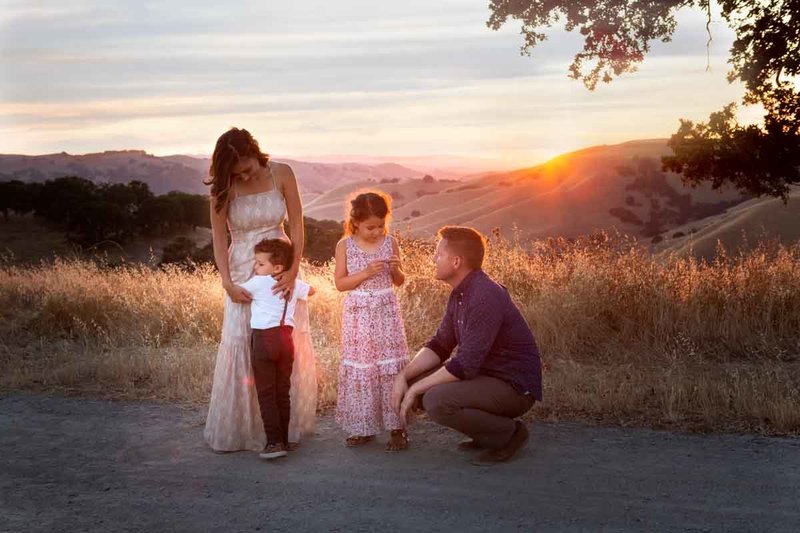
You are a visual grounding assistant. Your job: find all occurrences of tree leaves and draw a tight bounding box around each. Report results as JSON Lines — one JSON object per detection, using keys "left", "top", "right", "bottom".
{"left": 488, "top": 0, "right": 800, "bottom": 198}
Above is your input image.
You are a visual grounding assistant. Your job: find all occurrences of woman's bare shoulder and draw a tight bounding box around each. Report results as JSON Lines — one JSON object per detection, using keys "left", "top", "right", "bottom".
{"left": 270, "top": 160, "right": 296, "bottom": 188}
{"left": 270, "top": 160, "right": 294, "bottom": 175}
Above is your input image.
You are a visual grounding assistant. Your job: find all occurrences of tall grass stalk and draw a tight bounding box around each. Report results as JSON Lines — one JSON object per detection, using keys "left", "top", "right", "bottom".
{"left": 2, "top": 234, "right": 798, "bottom": 434}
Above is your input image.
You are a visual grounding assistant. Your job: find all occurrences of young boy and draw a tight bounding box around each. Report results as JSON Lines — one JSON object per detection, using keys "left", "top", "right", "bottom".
{"left": 239, "top": 238, "right": 314, "bottom": 460}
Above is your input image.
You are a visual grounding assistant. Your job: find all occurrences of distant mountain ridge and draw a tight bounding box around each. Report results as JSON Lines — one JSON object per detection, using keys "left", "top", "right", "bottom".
{"left": 0, "top": 151, "right": 427, "bottom": 197}
{"left": 6, "top": 141, "right": 796, "bottom": 258}
{"left": 0, "top": 151, "right": 208, "bottom": 195}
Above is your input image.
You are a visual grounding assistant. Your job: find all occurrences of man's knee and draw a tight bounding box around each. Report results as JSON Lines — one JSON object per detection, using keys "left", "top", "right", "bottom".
{"left": 422, "top": 385, "right": 458, "bottom": 421}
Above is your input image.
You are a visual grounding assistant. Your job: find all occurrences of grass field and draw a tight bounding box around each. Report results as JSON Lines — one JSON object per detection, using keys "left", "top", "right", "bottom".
{"left": 1, "top": 233, "right": 799, "bottom": 435}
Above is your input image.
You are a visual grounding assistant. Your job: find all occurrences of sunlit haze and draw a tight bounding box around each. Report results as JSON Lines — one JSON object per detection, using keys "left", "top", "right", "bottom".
{"left": 1, "top": 1, "right": 753, "bottom": 169}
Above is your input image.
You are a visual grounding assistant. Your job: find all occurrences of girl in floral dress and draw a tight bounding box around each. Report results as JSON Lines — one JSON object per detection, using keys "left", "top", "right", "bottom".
{"left": 333, "top": 192, "right": 410, "bottom": 452}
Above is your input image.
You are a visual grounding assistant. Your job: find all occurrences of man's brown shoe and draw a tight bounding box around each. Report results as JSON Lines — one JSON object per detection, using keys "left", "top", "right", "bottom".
{"left": 470, "top": 421, "right": 529, "bottom": 466}
{"left": 457, "top": 438, "right": 484, "bottom": 452}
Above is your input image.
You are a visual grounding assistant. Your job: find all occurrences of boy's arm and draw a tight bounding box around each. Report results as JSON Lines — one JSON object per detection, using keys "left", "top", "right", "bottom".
{"left": 238, "top": 276, "right": 259, "bottom": 294}
{"left": 294, "top": 280, "right": 312, "bottom": 300}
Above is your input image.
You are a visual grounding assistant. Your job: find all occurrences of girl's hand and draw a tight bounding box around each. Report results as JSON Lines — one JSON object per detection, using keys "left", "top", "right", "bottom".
{"left": 272, "top": 267, "right": 298, "bottom": 298}
{"left": 363, "top": 260, "right": 387, "bottom": 278}
{"left": 225, "top": 283, "right": 252, "bottom": 304}
{"left": 387, "top": 254, "right": 402, "bottom": 274}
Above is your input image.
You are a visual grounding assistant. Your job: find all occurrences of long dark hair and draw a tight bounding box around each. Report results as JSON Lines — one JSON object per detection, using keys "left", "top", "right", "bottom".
{"left": 344, "top": 191, "right": 392, "bottom": 236}
{"left": 205, "top": 127, "right": 270, "bottom": 213}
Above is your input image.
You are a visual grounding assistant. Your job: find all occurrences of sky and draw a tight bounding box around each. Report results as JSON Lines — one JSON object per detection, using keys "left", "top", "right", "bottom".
{"left": 0, "top": 0, "right": 757, "bottom": 168}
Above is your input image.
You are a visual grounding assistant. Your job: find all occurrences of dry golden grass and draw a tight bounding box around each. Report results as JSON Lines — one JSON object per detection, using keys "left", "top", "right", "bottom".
{"left": 1, "top": 233, "right": 799, "bottom": 434}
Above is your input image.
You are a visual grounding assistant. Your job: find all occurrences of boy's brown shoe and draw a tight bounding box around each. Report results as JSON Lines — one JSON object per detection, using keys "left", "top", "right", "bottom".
{"left": 470, "top": 421, "right": 529, "bottom": 466}
{"left": 259, "top": 443, "right": 288, "bottom": 460}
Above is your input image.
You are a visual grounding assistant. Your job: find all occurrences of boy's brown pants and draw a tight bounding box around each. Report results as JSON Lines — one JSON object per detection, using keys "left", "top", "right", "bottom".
{"left": 251, "top": 326, "right": 294, "bottom": 446}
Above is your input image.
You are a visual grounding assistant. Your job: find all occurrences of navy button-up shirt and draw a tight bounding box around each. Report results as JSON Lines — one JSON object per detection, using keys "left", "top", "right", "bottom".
{"left": 424, "top": 269, "right": 543, "bottom": 400}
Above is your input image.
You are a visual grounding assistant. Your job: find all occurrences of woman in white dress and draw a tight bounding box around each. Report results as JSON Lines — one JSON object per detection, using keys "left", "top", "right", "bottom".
{"left": 203, "top": 127, "right": 317, "bottom": 452}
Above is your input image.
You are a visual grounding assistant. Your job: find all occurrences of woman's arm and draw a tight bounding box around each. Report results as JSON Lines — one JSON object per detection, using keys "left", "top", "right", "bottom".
{"left": 210, "top": 198, "right": 251, "bottom": 303}
{"left": 333, "top": 239, "right": 383, "bottom": 292}
{"left": 282, "top": 164, "right": 304, "bottom": 271}
{"left": 273, "top": 163, "right": 303, "bottom": 294}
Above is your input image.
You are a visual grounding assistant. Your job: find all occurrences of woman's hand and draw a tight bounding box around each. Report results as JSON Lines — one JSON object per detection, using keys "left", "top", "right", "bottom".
{"left": 272, "top": 267, "right": 298, "bottom": 297}
{"left": 224, "top": 283, "right": 252, "bottom": 304}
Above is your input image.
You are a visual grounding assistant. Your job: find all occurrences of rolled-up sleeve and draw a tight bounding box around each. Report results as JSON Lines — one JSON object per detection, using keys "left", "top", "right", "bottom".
{"left": 424, "top": 300, "right": 457, "bottom": 362}
{"left": 444, "top": 290, "right": 503, "bottom": 380}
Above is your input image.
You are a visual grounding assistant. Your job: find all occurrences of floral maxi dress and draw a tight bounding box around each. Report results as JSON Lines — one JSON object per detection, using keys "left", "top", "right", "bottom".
{"left": 335, "top": 236, "right": 410, "bottom": 435}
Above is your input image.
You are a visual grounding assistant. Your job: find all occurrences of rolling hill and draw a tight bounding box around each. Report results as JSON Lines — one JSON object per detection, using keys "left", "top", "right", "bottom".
{"left": 305, "top": 139, "right": 754, "bottom": 242}
{"left": 654, "top": 188, "right": 800, "bottom": 261}
{"left": 6, "top": 140, "right": 796, "bottom": 259}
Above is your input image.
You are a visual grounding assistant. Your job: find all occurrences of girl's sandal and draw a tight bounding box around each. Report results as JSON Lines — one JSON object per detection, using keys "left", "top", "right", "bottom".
{"left": 385, "top": 430, "right": 409, "bottom": 453}
{"left": 345, "top": 435, "right": 375, "bottom": 447}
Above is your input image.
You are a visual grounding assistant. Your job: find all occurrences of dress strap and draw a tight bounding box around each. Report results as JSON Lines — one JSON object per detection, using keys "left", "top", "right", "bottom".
{"left": 268, "top": 162, "right": 279, "bottom": 195}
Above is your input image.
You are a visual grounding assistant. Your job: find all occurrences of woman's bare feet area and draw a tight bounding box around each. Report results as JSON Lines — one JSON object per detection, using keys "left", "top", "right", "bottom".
{"left": 385, "top": 429, "right": 409, "bottom": 453}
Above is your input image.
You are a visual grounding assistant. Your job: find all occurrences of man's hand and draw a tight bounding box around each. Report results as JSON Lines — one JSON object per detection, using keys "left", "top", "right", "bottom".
{"left": 399, "top": 386, "right": 419, "bottom": 426}
{"left": 391, "top": 373, "right": 409, "bottom": 415}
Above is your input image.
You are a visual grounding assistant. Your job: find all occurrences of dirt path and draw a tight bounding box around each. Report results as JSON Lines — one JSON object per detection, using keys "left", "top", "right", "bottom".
{"left": 1, "top": 393, "right": 799, "bottom": 532}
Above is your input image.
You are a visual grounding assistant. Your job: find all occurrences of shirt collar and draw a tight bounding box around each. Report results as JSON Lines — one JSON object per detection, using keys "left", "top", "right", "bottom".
{"left": 453, "top": 269, "right": 483, "bottom": 297}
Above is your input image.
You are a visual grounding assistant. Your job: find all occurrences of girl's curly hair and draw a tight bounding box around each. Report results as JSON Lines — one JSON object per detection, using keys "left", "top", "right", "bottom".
{"left": 344, "top": 191, "right": 392, "bottom": 236}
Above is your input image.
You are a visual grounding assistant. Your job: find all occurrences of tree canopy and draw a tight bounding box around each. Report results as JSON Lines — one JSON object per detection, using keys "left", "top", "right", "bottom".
{"left": 488, "top": 0, "right": 800, "bottom": 199}
{"left": 1, "top": 177, "right": 211, "bottom": 245}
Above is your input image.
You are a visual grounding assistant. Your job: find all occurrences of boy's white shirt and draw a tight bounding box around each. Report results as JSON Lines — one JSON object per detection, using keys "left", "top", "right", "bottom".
{"left": 239, "top": 275, "right": 311, "bottom": 330}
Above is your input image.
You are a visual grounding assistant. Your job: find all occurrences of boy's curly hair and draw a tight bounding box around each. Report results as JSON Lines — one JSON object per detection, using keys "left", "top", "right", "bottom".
{"left": 254, "top": 238, "right": 294, "bottom": 270}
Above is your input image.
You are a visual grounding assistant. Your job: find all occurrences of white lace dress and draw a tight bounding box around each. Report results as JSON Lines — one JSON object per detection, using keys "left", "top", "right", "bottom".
{"left": 204, "top": 172, "right": 317, "bottom": 451}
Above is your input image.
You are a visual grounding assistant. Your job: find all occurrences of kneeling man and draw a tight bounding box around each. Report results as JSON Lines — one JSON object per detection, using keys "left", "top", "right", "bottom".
{"left": 392, "top": 226, "right": 542, "bottom": 465}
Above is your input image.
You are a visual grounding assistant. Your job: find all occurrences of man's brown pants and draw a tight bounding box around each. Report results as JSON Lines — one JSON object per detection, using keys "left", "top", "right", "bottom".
{"left": 414, "top": 369, "right": 534, "bottom": 449}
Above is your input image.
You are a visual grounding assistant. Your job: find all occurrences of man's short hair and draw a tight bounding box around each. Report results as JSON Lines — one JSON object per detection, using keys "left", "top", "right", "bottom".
{"left": 254, "top": 238, "right": 294, "bottom": 270}
{"left": 437, "top": 226, "right": 486, "bottom": 270}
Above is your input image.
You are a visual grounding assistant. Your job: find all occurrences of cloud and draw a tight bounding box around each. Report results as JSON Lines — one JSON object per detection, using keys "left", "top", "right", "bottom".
{"left": 0, "top": 1, "right": 746, "bottom": 164}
